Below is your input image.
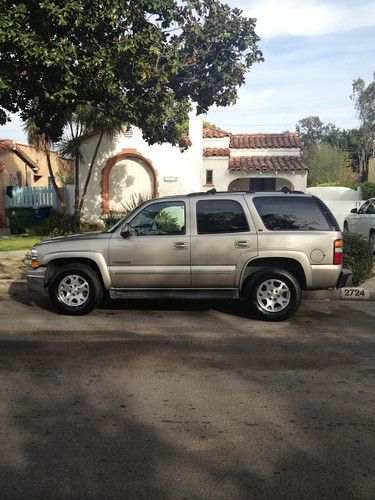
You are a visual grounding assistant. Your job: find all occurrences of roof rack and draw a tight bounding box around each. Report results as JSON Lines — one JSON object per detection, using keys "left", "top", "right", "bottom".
{"left": 187, "top": 188, "right": 306, "bottom": 196}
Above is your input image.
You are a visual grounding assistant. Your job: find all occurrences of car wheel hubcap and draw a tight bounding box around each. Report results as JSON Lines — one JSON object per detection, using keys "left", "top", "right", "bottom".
{"left": 58, "top": 274, "right": 90, "bottom": 307}
{"left": 256, "top": 279, "right": 291, "bottom": 313}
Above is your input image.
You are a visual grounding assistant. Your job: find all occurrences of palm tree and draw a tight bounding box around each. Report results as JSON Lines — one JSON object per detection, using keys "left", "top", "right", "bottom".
{"left": 25, "top": 119, "right": 66, "bottom": 213}
{"left": 59, "top": 106, "right": 126, "bottom": 224}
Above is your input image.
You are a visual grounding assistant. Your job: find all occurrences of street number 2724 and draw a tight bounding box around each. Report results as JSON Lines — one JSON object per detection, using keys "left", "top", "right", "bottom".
{"left": 343, "top": 288, "right": 365, "bottom": 297}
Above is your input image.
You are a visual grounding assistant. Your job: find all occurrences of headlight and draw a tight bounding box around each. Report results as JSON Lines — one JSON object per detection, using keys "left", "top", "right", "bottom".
{"left": 31, "top": 248, "right": 40, "bottom": 268}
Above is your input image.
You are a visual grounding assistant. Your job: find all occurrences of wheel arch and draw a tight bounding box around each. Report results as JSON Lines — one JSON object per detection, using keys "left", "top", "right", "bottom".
{"left": 45, "top": 257, "right": 109, "bottom": 290}
{"left": 240, "top": 257, "right": 307, "bottom": 292}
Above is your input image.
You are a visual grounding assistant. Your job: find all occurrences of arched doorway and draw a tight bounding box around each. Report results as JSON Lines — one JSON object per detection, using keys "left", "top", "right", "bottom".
{"left": 101, "top": 150, "right": 158, "bottom": 214}
{"left": 228, "top": 177, "right": 294, "bottom": 192}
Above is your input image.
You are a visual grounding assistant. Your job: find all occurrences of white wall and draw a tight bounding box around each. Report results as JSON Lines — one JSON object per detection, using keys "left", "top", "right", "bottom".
{"left": 306, "top": 186, "right": 360, "bottom": 201}
{"left": 79, "top": 110, "right": 203, "bottom": 221}
{"left": 230, "top": 148, "right": 300, "bottom": 157}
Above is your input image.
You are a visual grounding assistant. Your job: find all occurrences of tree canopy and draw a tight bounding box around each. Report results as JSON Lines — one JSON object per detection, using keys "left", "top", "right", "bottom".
{"left": 0, "top": 0, "right": 263, "bottom": 147}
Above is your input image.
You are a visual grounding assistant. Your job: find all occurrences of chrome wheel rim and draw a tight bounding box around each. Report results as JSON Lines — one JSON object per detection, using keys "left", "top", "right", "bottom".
{"left": 256, "top": 279, "right": 291, "bottom": 313}
{"left": 57, "top": 274, "right": 90, "bottom": 307}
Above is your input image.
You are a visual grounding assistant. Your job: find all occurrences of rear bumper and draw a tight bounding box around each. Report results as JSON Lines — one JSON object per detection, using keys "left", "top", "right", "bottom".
{"left": 26, "top": 266, "right": 47, "bottom": 293}
{"left": 336, "top": 268, "right": 353, "bottom": 288}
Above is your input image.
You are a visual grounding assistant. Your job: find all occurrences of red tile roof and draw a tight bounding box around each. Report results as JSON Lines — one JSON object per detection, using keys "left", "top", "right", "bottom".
{"left": 203, "top": 147, "right": 231, "bottom": 157}
{"left": 203, "top": 125, "right": 231, "bottom": 138}
{"left": 229, "top": 156, "right": 308, "bottom": 173}
{"left": 230, "top": 133, "right": 300, "bottom": 149}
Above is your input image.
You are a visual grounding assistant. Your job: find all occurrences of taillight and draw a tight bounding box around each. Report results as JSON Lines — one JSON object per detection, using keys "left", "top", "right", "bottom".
{"left": 333, "top": 239, "right": 343, "bottom": 265}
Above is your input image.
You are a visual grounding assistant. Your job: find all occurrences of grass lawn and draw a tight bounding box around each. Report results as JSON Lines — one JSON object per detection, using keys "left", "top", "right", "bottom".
{"left": 0, "top": 236, "right": 41, "bottom": 252}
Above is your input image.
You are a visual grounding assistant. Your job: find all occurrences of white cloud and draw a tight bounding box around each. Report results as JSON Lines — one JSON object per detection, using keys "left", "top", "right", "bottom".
{"left": 244, "top": 0, "right": 375, "bottom": 38}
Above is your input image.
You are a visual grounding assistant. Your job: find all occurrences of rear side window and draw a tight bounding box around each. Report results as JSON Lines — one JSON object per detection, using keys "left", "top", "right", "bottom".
{"left": 253, "top": 196, "right": 332, "bottom": 231}
{"left": 197, "top": 200, "right": 249, "bottom": 234}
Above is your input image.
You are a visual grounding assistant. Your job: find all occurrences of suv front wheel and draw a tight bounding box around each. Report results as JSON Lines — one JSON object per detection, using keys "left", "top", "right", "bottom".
{"left": 48, "top": 263, "right": 104, "bottom": 315}
{"left": 244, "top": 268, "right": 301, "bottom": 321}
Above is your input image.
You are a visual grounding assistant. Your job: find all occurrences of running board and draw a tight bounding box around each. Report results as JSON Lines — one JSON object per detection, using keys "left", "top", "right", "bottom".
{"left": 109, "top": 288, "right": 239, "bottom": 300}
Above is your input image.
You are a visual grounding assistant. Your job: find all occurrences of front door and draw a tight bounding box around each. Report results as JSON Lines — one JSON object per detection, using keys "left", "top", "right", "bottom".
{"left": 109, "top": 199, "right": 190, "bottom": 288}
{"left": 190, "top": 196, "right": 258, "bottom": 287}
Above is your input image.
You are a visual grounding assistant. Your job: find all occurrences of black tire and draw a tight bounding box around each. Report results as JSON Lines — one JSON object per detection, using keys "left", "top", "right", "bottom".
{"left": 48, "top": 263, "right": 103, "bottom": 315}
{"left": 243, "top": 268, "right": 302, "bottom": 321}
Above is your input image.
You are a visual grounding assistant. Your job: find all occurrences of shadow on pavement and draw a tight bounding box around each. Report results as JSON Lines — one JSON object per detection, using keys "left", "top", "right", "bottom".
{"left": 0, "top": 331, "right": 373, "bottom": 499}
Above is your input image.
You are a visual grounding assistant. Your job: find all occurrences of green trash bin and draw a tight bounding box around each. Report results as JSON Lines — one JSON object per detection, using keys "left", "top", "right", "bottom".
{"left": 5, "top": 207, "right": 37, "bottom": 235}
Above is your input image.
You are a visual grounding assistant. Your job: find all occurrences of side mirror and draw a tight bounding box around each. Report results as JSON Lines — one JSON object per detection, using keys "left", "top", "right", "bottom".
{"left": 120, "top": 223, "right": 132, "bottom": 238}
{"left": 350, "top": 208, "right": 358, "bottom": 214}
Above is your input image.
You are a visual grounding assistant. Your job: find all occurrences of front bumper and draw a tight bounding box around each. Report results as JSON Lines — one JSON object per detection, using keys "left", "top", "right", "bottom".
{"left": 27, "top": 266, "right": 47, "bottom": 293}
{"left": 336, "top": 268, "right": 353, "bottom": 288}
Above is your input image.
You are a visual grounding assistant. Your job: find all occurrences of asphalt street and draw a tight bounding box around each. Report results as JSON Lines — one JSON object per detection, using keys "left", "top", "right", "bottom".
{"left": 0, "top": 295, "right": 374, "bottom": 499}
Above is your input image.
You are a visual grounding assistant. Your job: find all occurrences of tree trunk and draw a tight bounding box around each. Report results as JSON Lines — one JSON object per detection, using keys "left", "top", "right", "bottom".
{"left": 45, "top": 148, "right": 66, "bottom": 214}
{"left": 78, "top": 131, "right": 104, "bottom": 213}
{"left": 74, "top": 154, "right": 81, "bottom": 227}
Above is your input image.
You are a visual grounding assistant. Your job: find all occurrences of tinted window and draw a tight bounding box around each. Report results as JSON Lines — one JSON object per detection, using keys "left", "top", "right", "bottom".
{"left": 197, "top": 200, "right": 249, "bottom": 234}
{"left": 365, "top": 201, "right": 375, "bottom": 214}
{"left": 358, "top": 201, "right": 370, "bottom": 214}
{"left": 130, "top": 201, "right": 185, "bottom": 236}
{"left": 253, "top": 196, "right": 331, "bottom": 231}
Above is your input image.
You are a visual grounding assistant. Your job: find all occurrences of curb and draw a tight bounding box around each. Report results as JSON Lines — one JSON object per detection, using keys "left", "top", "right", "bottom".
{"left": 303, "top": 287, "right": 374, "bottom": 301}
{"left": 0, "top": 279, "right": 374, "bottom": 302}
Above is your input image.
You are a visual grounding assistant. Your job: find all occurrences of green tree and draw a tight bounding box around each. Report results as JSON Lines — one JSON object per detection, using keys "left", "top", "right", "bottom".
{"left": 59, "top": 106, "right": 125, "bottom": 223}
{"left": 0, "top": 0, "right": 263, "bottom": 147}
{"left": 351, "top": 73, "right": 375, "bottom": 178}
{"left": 304, "top": 143, "right": 355, "bottom": 187}
{"left": 296, "top": 116, "right": 328, "bottom": 150}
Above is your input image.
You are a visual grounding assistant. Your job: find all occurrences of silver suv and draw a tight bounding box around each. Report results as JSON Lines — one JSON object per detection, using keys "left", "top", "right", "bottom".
{"left": 27, "top": 190, "right": 352, "bottom": 321}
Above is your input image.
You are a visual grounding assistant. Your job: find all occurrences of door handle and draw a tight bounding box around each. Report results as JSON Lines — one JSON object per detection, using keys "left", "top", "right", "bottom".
{"left": 235, "top": 240, "right": 250, "bottom": 248}
{"left": 173, "top": 242, "right": 188, "bottom": 250}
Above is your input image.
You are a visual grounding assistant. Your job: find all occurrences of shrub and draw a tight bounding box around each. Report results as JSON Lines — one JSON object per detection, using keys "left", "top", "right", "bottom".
{"left": 101, "top": 193, "right": 152, "bottom": 230}
{"left": 101, "top": 214, "right": 124, "bottom": 230}
{"left": 343, "top": 232, "right": 373, "bottom": 285}
{"left": 26, "top": 215, "right": 80, "bottom": 237}
{"left": 359, "top": 182, "right": 375, "bottom": 200}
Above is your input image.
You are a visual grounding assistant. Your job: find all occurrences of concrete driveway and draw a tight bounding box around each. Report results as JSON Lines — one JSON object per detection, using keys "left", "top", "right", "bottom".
{"left": 0, "top": 296, "right": 374, "bottom": 499}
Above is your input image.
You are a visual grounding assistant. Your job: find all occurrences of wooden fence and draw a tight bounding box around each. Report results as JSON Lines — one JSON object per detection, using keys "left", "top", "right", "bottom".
{"left": 5, "top": 186, "right": 57, "bottom": 209}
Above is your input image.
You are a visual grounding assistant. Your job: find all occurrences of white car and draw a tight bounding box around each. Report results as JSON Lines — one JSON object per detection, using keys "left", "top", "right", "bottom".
{"left": 344, "top": 198, "right": 375, "bottom": 252}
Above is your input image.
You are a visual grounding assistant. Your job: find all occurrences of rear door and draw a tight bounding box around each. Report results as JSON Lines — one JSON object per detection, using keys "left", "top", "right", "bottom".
{"left": 190, "top": 196, "right": 258, "bottom": 287}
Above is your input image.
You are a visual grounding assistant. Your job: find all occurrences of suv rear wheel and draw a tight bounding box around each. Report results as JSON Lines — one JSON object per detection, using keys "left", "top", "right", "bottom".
{"left": 244, "top": 268, "right": 301, "bottom": 321}
{"left": 48, "top": 263, "right": 103, "bottom": 315}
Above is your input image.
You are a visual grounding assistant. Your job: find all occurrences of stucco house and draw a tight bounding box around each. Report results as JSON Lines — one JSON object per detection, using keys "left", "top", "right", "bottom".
{"left": 0, "top": 140, "right": 70, "bottom": 226}
{"left": 202, "top": 125, "right": 307, "bottom": 192}
{"left": 78, "top": 111, "right": 307, "bottom": 222}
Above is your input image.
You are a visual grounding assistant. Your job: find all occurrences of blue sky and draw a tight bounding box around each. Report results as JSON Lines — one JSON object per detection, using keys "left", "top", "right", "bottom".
{"left": 205, "top": 0, "right": 375, "bottom": 133}
{"left": 1, "top": 0, "right": 374, "bottom": 142}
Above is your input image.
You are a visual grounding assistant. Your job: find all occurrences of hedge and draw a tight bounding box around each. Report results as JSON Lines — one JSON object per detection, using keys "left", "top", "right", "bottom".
{"left": 343, "top": 232, "right": 373, "bottom": 285}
